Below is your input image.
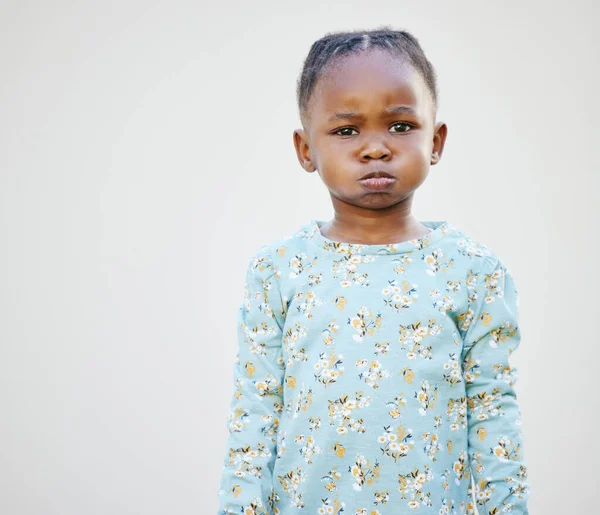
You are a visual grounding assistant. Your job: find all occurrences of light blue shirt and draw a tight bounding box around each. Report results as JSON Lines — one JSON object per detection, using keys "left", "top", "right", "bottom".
{"left": 216, "top": 219, "right": 530, "bottom": 514}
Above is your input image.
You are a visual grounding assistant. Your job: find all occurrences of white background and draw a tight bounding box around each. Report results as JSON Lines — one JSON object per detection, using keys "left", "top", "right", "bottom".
{"left": 1, "top": 1, "right": 598, "bottom": 513}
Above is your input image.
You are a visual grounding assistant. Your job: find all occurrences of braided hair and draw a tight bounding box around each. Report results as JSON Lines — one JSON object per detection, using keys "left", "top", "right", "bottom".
{"left": 296, "top": 26, "right": 439, "bottom": 128}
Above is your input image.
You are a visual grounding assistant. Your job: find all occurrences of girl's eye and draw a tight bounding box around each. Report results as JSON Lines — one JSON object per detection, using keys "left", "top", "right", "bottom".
{"left": 390, "top": 122, "right": 413, "bottom": 133}
{"left": 334, "top": 127, "right": 358, "bottom": 136}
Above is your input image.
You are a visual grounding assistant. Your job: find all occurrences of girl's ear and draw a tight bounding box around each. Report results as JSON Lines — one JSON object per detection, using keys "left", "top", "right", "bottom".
{"left": 430, "top": 121, "right": 448, "bottom": 165}
{"left": 293, "top": 129, "right": 316, "bottom": 173}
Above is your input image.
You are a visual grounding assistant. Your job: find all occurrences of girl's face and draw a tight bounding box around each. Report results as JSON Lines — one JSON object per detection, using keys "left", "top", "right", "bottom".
{"left": 293, "top": 48, "right": 447, "bottom": 213}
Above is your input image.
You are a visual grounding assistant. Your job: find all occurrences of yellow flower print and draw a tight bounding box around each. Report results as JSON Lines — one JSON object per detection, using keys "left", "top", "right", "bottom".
{"left": 381, "top": 279, "right": 418, "bottom": 312}
{"left": 348, "top": 306, "right": 383, "bottom": 342}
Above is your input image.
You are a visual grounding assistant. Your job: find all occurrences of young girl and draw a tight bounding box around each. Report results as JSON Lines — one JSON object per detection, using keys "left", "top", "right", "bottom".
{"left": 216, "top": 27, "right": 530, "bottom": 515}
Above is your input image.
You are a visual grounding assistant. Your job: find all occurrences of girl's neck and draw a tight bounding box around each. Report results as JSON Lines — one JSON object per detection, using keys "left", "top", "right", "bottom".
{"left": 318, "top": 214, "right": 431, "bottom": 246}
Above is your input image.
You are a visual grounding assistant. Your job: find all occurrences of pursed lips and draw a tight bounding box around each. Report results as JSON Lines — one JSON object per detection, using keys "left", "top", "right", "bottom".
{"left": 358, "top": 172, "right": 396, "bottom": 191}
{"left": 359, "top": 170, "right": 395, "bottom": 180}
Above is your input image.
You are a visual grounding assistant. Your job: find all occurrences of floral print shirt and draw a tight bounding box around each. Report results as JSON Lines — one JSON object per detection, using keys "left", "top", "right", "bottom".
{"left": 216, "top": 219, "right": 530, "bottom": 515}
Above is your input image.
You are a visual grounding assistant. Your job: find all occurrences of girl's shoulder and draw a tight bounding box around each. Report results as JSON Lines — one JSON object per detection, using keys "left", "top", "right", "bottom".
{"left": 447, "top": 221, "right": 515, "bottom": 275}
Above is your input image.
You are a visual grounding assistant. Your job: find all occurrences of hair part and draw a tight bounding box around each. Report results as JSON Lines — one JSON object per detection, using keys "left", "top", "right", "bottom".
{"left": 296, "top": 26, "right": 439, "bottom": 128}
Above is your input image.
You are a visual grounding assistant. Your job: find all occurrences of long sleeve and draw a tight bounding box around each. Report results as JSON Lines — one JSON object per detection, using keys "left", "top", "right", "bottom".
{"left": 460, "top": 257, "right": 530, "bottom": 514}
{"left": 216, "top": 245, "right": 286, "bottom": 515}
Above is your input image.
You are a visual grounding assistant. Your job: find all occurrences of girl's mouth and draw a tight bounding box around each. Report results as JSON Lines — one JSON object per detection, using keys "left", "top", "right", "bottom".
{"left": 359, "top": 177, "right": 396, "bottom": 191}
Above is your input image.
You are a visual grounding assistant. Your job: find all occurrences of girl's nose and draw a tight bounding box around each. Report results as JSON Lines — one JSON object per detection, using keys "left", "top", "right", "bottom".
{"left": 359, "top": 143, "right": 392, "bottom": 161}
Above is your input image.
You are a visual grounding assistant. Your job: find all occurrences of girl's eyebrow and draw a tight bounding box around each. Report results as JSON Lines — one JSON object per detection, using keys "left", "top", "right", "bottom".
{"left": 327, "top": 105, "right": 418, "bottom": 122}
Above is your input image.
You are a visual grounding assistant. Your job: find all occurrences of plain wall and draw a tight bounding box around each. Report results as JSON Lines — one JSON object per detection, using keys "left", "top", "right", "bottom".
{"left": 1, "top": 0, "right": 598, "bottom": 513}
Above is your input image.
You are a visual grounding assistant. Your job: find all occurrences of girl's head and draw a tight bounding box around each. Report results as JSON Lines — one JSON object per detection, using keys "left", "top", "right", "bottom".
{"left": 293, "top": 27, "right": 447, "bottom": 214}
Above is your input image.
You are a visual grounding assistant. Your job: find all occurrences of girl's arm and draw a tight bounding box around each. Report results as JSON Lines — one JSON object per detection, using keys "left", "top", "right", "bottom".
{"left": 216, "top": 245, "right": 285, "bottom": 515}
{"left": 460, "top": 256, "right": 531, "bottom": 514}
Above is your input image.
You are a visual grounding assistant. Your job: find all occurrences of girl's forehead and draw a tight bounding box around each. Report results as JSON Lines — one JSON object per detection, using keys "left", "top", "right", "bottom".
{"left": 311, "top": 49, "right": 428, "bottom": 107}
{"left": 314, "top": 61, "right": 428, "bottom": 114}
